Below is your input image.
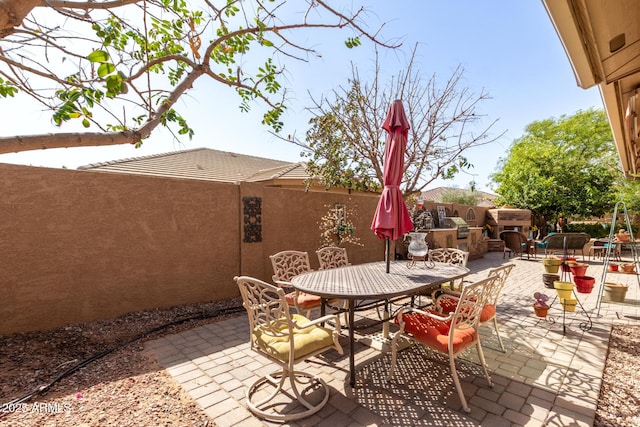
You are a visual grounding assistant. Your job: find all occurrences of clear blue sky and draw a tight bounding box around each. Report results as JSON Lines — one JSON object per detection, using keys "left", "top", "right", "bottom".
{"left": 0, "top": 1, "right": 603, "bottom": 192}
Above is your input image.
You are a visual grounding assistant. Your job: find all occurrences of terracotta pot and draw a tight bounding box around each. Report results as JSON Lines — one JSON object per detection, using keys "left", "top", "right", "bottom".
{"left": 609, "top": 264, "right": 619, "bottom": 272}
{"left": 543, "top": 258, "right": 561, "bottom": 274}
{"left": 560, "top": 298, "right": 577, "bottom": 312}
{"left": 533, "top": 305, "right": 549, "bottom": 318}
{"left": 569, "top": 263, "right": 589, "bottom": 277}
{"left": 542, "top": 273, "right": 560, "bottom": 288}
{"left": 621, "top": 263, "right": 636, "bottom": 273}
{"left": 573, "top": 275, "right": 595, "bottom": 293}
{"left": 554, "top": 281, "right": 574, "bottom": 299}
{"left": 617, "top": 233, "right": 630, "bottom": 242}
{"left": 604, "top": 282, "right": 628, "bottom": 302}
{"left": 560, "top": 256, "right": 577, "bottom": 272}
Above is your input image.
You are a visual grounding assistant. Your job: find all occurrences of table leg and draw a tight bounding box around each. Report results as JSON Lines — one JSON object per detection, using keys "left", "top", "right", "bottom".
{"left": 349, "top": 299, "right": 355, "bottom": 388}
{"left": 382, "top": 300, "right": 390, "bottom": 339}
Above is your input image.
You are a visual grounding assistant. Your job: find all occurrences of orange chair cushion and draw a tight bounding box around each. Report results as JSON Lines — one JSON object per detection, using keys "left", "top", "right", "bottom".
{"left": 395, "top": 309, "right": 477, "bottom": 354}
{"left": 285, "top": 291, "right": 322, "bottom": 309}
{"left": 438, "top": 296, "right": 496, "bottom": 323}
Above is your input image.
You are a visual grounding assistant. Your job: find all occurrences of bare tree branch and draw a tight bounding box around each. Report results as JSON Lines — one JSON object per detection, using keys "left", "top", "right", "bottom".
{"left": 280, "top": 44, "right": 505, "bottom": 194}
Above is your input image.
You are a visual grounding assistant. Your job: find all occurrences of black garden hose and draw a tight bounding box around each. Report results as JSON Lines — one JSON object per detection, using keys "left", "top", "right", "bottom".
{"left": 0, "top": 304, "right": 244, "bottom": 417}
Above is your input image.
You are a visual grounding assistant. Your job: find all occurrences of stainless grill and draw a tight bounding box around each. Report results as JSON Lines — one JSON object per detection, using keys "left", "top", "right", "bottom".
{"left": 440, "top": 217, "right": 470, "bottom": 239}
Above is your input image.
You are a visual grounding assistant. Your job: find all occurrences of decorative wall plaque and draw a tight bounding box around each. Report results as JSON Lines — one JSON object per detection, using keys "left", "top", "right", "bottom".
{"left": 242, "top": 197, "right": 262, "bottom": 243}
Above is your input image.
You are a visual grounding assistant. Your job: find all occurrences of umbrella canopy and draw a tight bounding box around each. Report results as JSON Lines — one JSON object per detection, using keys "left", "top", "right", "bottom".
{"left": 371, "top": 100, "right": 414, "bottom": 241}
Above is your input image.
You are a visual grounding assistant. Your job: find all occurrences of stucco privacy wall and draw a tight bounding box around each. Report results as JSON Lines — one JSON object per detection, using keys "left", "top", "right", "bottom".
{"left": 0, "top": 163, "right": 490, "bottom": 335}
{"left": 246, "top": 185, "right": 385, "bottom": 278}
{"left": 0, "top": 165, "right": 386, "bottom": 335}
{"left": 0, "top": 163, "right": 240, "bottom": 335}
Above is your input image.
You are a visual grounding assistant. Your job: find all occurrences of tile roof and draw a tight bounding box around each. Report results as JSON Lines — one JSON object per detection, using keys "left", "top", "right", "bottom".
{"left": 78, "top": 147, "right": 308, "bottom": 183}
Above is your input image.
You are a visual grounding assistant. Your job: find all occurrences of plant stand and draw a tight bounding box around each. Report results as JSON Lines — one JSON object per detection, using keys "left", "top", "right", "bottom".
{"left": 546, "top": 236, "right": 593, "bottom": 334}
{"left": 595, "top": 201, "right": 640, "bottom": 317}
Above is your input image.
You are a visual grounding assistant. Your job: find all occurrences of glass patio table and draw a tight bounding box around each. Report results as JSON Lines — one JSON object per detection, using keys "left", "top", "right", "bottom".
{"left": 290, "top": 260, "right": 470, "bottom": 387}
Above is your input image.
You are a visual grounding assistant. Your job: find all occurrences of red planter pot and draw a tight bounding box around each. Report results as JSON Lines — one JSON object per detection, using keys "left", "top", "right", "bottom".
{"left": 574, "top": 275, "right": 595, "bottom": 293}
{"left": 569, "top": 263, "right": 589, "bottom": 277}
{"left": 560, "top": 256, "right": 577, "bottom": 272}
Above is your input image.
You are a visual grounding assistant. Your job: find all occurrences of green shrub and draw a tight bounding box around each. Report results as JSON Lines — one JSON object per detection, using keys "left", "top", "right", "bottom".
{"left": 566, "top": 222, "right": 638, "bottom": 238}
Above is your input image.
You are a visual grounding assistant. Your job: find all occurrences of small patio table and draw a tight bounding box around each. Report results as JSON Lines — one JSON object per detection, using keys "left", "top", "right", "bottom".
{"left": 290, "top": 260, "right": 470, "bottom": 387}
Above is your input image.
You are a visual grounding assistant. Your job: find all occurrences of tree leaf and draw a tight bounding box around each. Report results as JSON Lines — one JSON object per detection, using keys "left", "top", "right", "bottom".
{"left": 87, "top": 50, "right": 110, "bottom": 63}
{"left": 97, "top": 63, "right": 116, "bottom": 77}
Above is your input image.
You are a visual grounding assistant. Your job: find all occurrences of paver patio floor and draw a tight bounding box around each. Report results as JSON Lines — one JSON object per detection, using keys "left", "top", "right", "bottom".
{"left": 146, "top": 251, "right": 640, "bottom": 426}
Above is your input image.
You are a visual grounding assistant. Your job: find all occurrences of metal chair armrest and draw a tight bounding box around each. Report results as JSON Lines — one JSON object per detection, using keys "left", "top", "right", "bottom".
{"left": 397, "top": 306, "right": 453, "bottom": 323}
{"left": 292, "top": 314, "right": 341, "bottom": 330}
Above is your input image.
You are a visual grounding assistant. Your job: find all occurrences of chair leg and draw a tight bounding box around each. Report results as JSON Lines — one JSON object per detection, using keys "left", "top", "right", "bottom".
{"left": 492, "top": 317, "right": 505, "bottom": 352}
{"left": 475, "top": 341, "right": 493, "bottom": 389}
{"left": 247, "top": 367, "right": 330, "bottom": 421}
{"left": 389, "top": 338, "right": 398, "bottom": 379}
{"left": 448, "top": 353, "right": 471, "bottom": 413}
{"left": 388, "top": 326, "right": 405, "bottom": 380}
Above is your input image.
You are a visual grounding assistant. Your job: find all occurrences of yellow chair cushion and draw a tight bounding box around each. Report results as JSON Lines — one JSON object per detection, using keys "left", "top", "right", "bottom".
{"left": 396, "top": 309, "right": 477, "bottom": 354}
{"left": 438, "top": 296, "right": 496, "bottom": 323}
{"left": 253, "top": 314, "right": 335, "bottom": 362}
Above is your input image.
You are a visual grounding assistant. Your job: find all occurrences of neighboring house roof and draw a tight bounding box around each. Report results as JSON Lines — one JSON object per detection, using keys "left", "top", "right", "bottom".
{"left": 420, "top": 187, "right": 497, "bottom": 207}
{"left": 78, "top": 147, "right": 307, "bottom": 184}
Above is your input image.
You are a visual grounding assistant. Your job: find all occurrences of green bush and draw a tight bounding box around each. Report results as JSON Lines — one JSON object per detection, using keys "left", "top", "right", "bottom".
{"left": 566, "top": 222, "right": 638, "bottom": 238}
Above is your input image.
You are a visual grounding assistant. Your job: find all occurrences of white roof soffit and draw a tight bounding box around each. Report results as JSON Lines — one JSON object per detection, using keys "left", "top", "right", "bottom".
{"left": 542, "top": 0, "right": 640, "bottom": 176}
{"left": 541, "top": 0, "right": 600, "bottom": 89}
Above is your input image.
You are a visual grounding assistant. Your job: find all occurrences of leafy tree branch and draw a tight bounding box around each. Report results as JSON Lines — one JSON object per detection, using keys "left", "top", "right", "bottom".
{"left": 0, "top": 0, "right": 397, "bottom": 153}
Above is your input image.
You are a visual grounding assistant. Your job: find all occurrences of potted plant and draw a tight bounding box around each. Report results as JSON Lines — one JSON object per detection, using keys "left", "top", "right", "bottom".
{"left": 542, "top": 256, "right": 561, "bottom": 274}
{"left": 533, "top": 292, "right": 550, "bottom": 317}
{"left": 617, "top": 229, "right": 631, "bottom": 242}
{"left": 621, "top": 263, "right": 636, "bottom": 273}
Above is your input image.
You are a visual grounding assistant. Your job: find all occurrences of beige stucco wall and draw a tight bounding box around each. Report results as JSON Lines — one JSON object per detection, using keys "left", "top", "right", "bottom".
{"left": 0, "top": 164, "right": 386, "bottom": 335}
{"left": 0, "top": 163, "right": 241, "bottom": 335}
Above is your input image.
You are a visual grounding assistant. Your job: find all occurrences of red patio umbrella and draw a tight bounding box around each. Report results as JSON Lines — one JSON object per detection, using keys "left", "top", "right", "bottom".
{"left": 371, "top": 100, "right": 414, "bottom": 272}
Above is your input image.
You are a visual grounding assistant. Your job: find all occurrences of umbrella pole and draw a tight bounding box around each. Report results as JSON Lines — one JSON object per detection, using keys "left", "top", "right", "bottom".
{"left": 383, "top": 238, "right": 391, "bottom": 338}
{"left": 386, "top": 239, "right": 391, "bottom": 273}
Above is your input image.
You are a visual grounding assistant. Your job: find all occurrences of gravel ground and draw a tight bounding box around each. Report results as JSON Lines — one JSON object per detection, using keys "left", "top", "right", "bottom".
{"left": 0, "top": 300, "right": 638, "bottom": 426}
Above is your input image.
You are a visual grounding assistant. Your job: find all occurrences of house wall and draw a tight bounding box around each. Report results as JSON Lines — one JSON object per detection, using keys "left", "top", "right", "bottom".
{"left": 0, "top": 164, "right": 385, "bottom": 335}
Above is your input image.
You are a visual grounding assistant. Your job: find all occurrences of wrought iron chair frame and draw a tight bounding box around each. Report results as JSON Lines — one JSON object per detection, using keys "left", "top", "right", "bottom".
{"left": 235, "top": 276, "right": 343, "bottom": 421}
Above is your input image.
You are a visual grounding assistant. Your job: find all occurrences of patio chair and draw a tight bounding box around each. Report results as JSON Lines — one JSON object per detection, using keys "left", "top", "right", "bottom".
{"left": 270, "top": 250, "right": 322, "bottom": 318}
{"left": 389, "top": 275, "right": 496, "bottom": 413}
{"left": 500, "top": 230, "right": 532, "bottom": 259}
{"left": 316, "top": 246, "right": 350, "bottom": 269}
{"left": 538, "top": 232, "right": 590, "bottom": 260}
{"left": 234, "top": 276, "right": 343, "bottom": 421}
{"left": 589, "top": 239, "right": 605, "bottom": 260}
{"left": 435, "top": 263, "right": 515, "bottom": 352}
{"left": 429, "top": 248, "right": 469, "bottom": 291}
{"left": 315, "top": 246, "right": 351, "bottom": 322}
{"left": 589, "top": 239, "right": 621, "bottom": 262}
